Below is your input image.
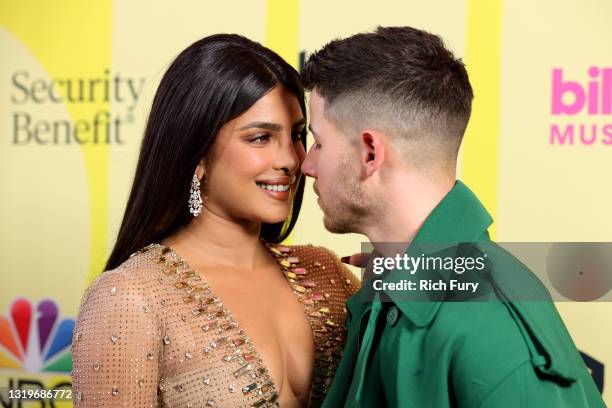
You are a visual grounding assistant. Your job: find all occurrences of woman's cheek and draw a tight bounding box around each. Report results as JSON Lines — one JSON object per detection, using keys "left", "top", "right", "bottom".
{"left": 235, "top": 148, "right": 272, "bottom": 176}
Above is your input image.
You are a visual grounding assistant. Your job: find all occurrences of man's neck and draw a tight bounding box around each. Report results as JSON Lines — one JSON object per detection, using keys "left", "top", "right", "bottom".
{"left": 364, "top": 173, "right": 455, "bottom": 246}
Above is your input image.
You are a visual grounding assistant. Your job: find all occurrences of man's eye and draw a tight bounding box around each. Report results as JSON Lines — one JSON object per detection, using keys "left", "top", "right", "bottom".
{"left": 292, "top": 131, "right": 303, "bottom": 141}
{"left": 314, "top": 142, "right": 322, "bottom": 149}
{"left": 250, "top": 134, "right": 270, "bottom": 144}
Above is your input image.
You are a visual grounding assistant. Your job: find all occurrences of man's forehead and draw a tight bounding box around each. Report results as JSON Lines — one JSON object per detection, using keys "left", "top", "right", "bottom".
{"left": 308, "top": 123, "right": 320, "bottom": 137}
{"left": 308, "top": 90, "right": 328, "bottom": 136}
{"left": 309, "top": 89, "right": 327, "bottom": 112}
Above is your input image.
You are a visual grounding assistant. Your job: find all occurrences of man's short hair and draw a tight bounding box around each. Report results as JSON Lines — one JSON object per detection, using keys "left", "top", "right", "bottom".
{"left": 302, "top": 26, "right": 473, "bottom": 166}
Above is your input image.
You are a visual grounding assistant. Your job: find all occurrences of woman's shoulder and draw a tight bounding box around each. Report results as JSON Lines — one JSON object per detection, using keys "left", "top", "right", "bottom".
{"left": 266, "top": 242, "right": 361, "bottom": 298}
{"left": 72, "top": 244, "right": 167, "bottom": 406}
{"left": 278, "top": 242, "right": 340, "bottom": 268}
{"left": 79, "top": 243, "right": 169, "bottom": 309}
{"left": 288, "top": 243, "right": 338, "bottom": 263}
{"left": 292, "top": 243, "right": 359, "bottom": 278}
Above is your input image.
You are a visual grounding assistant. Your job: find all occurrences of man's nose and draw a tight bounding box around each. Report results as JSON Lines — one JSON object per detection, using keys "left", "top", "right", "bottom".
{"left": 301, "top": 149, "right": 316, "bottom": 179}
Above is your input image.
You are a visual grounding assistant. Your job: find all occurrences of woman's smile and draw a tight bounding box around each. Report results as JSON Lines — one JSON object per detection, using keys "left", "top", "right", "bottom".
{"left": 255, "top": 175, "right": 296, "bottom": 201}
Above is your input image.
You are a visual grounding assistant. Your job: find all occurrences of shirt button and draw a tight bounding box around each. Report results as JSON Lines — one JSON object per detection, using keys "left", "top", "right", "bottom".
{"left": 386, "top": 306, "right": 399, "bottom": 326}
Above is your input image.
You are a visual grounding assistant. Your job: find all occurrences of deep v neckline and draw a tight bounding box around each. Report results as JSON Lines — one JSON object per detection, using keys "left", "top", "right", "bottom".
{"left": 153, "top": 241, "right": 316, "bottom": 407}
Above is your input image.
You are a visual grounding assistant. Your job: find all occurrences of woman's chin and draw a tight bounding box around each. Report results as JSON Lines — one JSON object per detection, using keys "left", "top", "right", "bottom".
{"left": 257, "top": 209, "right": 291, "bottom": 225}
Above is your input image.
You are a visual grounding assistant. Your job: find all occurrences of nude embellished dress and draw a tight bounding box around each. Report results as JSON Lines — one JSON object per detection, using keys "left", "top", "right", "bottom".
{"left": 71, "top": 242, "right": 360, "bottom": 407}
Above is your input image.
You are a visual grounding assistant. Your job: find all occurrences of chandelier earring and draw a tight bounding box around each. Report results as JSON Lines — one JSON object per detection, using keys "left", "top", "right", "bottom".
{"left": 188, "top": 172, "right": 204, "bottom": 217}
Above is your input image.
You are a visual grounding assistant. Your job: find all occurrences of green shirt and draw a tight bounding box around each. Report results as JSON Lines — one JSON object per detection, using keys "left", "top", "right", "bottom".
{"left": 321, "top": 181, "right": 605, "bottom": 408}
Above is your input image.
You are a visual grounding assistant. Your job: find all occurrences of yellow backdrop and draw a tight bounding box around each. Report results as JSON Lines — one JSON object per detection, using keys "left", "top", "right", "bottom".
{"left": 1, "top": 0, "right": 610, "bottom": 406}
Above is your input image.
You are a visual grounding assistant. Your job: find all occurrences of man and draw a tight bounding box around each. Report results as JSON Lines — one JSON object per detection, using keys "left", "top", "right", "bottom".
{"left": 300, "top": 26, "right": 605, "bottom": 407}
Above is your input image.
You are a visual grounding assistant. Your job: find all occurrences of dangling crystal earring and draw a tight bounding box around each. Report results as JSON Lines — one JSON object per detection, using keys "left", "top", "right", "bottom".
{"left": 188, "top": 172, "right": 203, "bottom": 217}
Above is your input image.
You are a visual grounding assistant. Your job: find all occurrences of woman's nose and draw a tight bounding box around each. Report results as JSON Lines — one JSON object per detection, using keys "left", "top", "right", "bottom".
{"left": 276, "top": 136, "right": 300, "bottom": 173}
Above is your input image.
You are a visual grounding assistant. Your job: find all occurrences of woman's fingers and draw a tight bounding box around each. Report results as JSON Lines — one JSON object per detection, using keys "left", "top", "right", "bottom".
{"left": 340, "top": 252, "right": 370, "bottom": 267}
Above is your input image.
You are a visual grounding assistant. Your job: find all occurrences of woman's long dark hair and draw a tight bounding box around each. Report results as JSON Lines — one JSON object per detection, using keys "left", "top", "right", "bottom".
{"left": 104, "top": 34, "right": 307, "bottom": 271}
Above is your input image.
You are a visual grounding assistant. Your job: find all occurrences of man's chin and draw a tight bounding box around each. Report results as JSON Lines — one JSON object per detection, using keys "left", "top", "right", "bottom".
{"left": 323, "top": 214, "right": 353, "bottom": 234}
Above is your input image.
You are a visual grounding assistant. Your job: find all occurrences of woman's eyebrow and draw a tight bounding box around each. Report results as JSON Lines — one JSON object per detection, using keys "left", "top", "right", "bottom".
{"left": 238, "top": 117, "right": 305, "bottom": 131}
{"left": 238, "top": 121, "right": 282, "bottom": 131}
{"left": 292, "top": 118, "right": 306, "bottom": 129}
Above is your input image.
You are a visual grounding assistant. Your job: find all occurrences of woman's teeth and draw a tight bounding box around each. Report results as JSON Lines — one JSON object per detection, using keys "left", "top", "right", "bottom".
{"left": 256, "top": 182, "right": 290, "bottom": 192}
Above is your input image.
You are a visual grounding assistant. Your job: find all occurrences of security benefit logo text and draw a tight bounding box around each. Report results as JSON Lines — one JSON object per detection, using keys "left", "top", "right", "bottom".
{"left": 9, "top": 70, "right": 145, "bottom": 145}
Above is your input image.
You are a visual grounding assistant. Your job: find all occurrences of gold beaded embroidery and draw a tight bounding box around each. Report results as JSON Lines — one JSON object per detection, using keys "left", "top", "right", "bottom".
{"left": 72, "top": 241, "right": 357, "bottom": 407}
{"left": 261, "top": 242, "right": 350, "bottom": 405}
{"left": 153, "top": 244, "right": 280, "bottom": 407}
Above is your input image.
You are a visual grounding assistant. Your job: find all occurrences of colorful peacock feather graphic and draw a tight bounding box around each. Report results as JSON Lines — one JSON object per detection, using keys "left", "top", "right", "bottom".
{"left": 0, "top": 298, "right": 74, "bottom": 373}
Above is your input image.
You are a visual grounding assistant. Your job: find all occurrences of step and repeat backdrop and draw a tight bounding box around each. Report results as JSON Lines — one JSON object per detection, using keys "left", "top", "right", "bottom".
{"left": 1, "top": 0, "right": 610, "bottom": 406}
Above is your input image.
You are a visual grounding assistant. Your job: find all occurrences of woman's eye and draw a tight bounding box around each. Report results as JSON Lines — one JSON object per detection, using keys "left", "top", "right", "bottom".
{"left": 292, "top": 131, "right": 303, "bottom": 142}
{"left": 250, "top": 134, "right": 270, "bottom": 144}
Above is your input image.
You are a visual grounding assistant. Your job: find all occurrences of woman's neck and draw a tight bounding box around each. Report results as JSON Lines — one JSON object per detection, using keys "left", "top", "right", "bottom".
{"left": 160, "top": 209, "right": 269, "bottom": 271}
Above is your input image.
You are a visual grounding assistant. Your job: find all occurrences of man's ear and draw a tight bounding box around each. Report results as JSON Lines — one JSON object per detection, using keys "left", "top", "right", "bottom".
{"left": 360, "top": 131, "right": 385, "bottom": 178}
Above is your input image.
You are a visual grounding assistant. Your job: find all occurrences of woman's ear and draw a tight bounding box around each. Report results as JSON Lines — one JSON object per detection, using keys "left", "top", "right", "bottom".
{"left": 360, "top": 130, "right": 385, "bottom": 178}
{"left": 196, "top": 159, "right": 207, "bottom": 180}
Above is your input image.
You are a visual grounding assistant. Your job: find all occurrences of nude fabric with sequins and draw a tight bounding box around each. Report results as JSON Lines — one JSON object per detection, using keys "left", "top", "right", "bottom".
{"left": 71, "top": 242, "right": 360, "bottom": 407}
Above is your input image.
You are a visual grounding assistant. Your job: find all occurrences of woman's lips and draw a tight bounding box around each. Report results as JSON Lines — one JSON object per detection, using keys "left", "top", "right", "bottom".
{"left": 255, "top": 174, "right": 296, "bottom": 186}
{"left": 255, "top": 175, "right": 296, "bottom": 201}
{"left": 257, "top": 186, "right": 290, "bottom": 201}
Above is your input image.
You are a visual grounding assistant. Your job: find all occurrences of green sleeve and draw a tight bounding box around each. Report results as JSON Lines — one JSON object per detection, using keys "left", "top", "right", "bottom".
{"left": 478, "top": 361, "right": 606, "bottom": 408}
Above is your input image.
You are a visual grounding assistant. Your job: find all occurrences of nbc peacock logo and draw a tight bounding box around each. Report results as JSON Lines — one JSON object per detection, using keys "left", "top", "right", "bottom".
{"left": 0, "top": 298, "right": 74, "bottom": 373}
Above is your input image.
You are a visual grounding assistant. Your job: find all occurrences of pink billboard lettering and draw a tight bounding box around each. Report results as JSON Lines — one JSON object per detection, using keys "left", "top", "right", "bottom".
{"left": 552, "top": 67, "right": 612, "bottom": 115}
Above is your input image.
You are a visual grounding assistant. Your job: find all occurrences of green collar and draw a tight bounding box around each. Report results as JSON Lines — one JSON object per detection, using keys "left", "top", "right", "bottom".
{"left": 347, "top": 180, "right": 493, "bottom": 326}
{"left": 345, "top": 181, "right": 581, "bottom": 389}
{"left": 410, "top": 180, "right": 493, "bottom": 244}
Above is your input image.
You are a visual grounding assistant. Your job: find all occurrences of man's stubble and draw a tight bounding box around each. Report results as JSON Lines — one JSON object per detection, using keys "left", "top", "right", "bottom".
{"left": 321, "top": 152, "right": 379, "bottom": 234}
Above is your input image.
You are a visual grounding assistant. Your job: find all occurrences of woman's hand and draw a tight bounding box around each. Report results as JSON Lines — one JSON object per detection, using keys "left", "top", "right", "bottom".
{"left": 340, "top": 253, "right": 371, "bottom": 268}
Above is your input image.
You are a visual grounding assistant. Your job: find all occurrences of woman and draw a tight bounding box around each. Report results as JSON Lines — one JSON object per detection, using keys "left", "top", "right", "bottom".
{"left": 71, "top": 34, "right": 359, "bottom": 407}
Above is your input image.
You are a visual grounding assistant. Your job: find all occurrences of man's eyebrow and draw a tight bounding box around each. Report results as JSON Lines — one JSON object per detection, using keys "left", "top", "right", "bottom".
{"left": 308, "top": 124, "right": 319, "bottom": 136}
{"left": 238, "top": 122, "right": 282, "bottom": 131}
